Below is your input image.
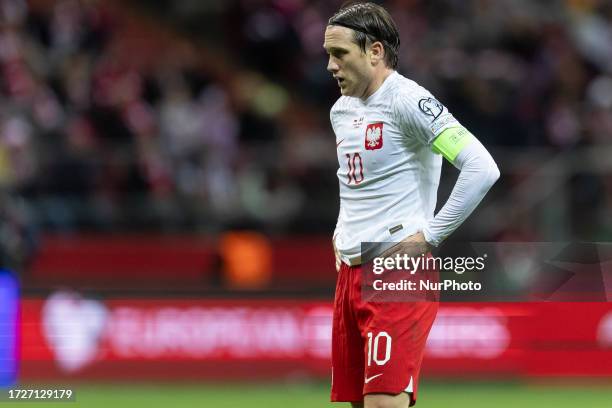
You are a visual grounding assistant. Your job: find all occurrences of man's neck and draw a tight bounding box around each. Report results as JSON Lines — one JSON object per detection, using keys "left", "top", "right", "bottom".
{"left": 360, "top": 68, "right": 395, "bottom": 101}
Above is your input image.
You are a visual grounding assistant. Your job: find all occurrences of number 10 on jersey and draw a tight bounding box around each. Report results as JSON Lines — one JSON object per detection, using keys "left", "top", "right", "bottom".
{"left": 346, "top": 153, "right": 364, "bottom": 184}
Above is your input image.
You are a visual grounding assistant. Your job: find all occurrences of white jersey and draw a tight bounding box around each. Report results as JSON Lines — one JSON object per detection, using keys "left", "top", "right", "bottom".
{"left": 331, "top": 71, "right": 461, "bottom": 265}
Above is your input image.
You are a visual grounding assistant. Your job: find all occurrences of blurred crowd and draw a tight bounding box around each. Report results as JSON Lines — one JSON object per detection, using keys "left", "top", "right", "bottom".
{"left": 1, "top": 0, "right": 612, "bottom": 268}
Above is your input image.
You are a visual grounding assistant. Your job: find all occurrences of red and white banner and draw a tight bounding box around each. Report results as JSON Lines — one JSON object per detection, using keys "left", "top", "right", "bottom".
{"left": 21, "top": 295, "right": 333, "bottom": 379}
{"left": 19, "top": 294, "right": 612, "bottom": 380}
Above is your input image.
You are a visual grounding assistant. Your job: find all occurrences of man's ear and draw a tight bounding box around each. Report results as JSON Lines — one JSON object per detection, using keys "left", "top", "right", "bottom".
{"left": 370, "top": 41, "right": 385, "bottom": 65}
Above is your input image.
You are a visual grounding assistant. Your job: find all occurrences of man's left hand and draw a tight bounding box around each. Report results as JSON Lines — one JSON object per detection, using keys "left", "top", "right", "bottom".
{"left": 380, "top": 231, "right": 432, "bottom": 259}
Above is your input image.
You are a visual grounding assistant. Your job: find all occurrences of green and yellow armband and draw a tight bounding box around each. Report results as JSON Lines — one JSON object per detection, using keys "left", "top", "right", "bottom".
{"left": 432, "top": 127, "right": 475, "bottom": 163}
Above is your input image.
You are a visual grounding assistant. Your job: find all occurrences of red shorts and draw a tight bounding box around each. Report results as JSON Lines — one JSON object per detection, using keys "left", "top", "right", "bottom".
{"left": 331, "top": 262, "right": 439, "bottom": 406}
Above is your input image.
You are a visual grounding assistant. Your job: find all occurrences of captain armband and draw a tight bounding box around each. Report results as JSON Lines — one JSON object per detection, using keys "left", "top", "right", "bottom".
{"left": 431, "top": 127, "right": 476, "bottom": 163}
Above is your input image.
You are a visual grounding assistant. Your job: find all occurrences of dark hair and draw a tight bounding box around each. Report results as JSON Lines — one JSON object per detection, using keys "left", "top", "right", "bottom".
{"left": 328, "top": 2, "right": 400, "bottom": 69}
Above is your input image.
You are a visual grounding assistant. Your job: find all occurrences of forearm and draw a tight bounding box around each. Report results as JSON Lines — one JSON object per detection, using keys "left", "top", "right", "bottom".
{"left": 333, "top": 202, "right": 342, "bottom": 241}
{"left": 423, "top": 139, "right": 500, "bottom": 246}
{"left": 333, "top": 201, "right": 343, "bottom": 271}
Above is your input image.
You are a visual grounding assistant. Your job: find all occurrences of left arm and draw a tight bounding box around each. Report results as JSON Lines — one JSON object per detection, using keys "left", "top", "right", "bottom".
{"left": 387, "top": 91, "right": 499, "bottom": 255}
{"left": 422, "top": 127, "right": 500, "bottom": 247}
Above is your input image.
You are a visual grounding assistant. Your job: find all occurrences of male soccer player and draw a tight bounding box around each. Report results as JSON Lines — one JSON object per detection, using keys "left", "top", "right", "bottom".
{"left": 325, "top": 3, "right": 500, "bottom": 407}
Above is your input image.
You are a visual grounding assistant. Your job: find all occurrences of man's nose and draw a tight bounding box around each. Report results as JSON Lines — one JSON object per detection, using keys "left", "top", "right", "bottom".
{"left": 327, "top": 57, "right": 339, "bottom": 73}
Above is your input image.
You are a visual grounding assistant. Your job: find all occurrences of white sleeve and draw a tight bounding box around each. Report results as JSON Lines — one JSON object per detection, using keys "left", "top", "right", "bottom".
{"left": 333, "top": 201, "right": 342, "bottom": 240}
{"left": 330, "top": 104, "right": 342, "bottom": 241}
{"left": 394, "top": 88, "right": 462, "bottom": 146}
{"left": 422, "top": 138, "right": 500, "bottom": 246}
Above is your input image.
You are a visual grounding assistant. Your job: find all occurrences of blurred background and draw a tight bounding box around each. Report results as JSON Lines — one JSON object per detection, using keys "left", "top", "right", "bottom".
{"left": 1, "top": 0, "right": 612, "bottom": 406}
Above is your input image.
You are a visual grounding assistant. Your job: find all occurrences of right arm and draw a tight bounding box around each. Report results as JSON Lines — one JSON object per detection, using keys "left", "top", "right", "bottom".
{"left": 333, "top": 202, "right": 342, "bottom": 272}
{"left": 331, "top": 105, "right": 342, "bottom": 272}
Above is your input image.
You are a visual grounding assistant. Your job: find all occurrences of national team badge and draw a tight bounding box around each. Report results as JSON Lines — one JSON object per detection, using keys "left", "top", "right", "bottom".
{"left": 365, "top": 123, "right": 383, "bottom": 150}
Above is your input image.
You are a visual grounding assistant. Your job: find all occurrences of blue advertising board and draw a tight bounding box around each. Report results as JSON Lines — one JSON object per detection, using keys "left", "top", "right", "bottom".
{"left": 0, "top": 271, "right": 18, "bottom": 387}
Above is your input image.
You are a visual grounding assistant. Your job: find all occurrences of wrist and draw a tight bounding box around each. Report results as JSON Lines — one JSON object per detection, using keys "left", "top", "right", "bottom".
{"left": 421, "top": 228, "right": 438, "bottom": 248}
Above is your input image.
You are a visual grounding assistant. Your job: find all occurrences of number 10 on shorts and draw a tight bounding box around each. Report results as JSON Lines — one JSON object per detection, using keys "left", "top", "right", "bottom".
{"left": 367, "top": 331, "right": 392, "bottom": 366}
